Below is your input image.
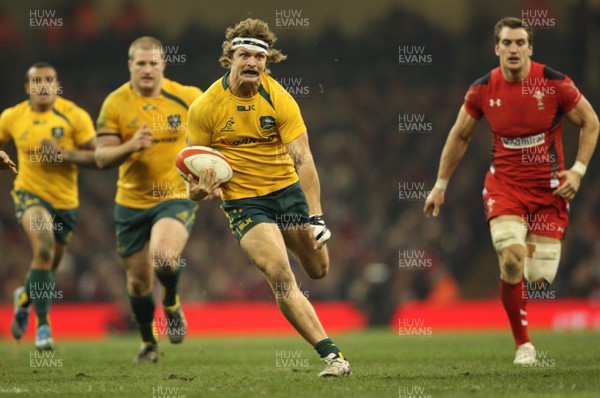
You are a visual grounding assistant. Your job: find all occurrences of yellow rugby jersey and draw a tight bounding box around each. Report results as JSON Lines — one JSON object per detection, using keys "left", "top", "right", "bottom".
{"left": 97, "top": 78, "right": 202, "bottom": 208}
{"left": 0, "top": 97, "right": 95, "bottom": 209}
{"left": 186, "top": 72, "right": 306, "bottom": 201}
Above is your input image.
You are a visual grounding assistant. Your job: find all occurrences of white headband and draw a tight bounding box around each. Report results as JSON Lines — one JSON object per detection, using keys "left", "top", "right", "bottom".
{"left": 231, "top": 37, "right": 269, "bottom": 54}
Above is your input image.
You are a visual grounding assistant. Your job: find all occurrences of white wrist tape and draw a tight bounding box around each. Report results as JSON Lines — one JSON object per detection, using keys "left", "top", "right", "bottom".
{"left": 434, "top": 178, "right": 448, "bottom": 190}
{"left": 571, "top": 161, "right": 587, "bottom": 178}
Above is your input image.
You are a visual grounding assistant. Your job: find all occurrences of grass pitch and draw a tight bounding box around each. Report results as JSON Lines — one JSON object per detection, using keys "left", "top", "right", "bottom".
{"left": 1, "top": 329, "right": 599, "bottom": 398}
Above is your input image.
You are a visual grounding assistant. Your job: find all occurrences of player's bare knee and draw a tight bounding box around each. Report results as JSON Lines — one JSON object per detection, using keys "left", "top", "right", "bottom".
{"left": 305, "top": 261, "right": 328, "bottom": 279}
{"left": 299, "top": 250, "right": 329, "bottom": 279}
{"left": 499, "top": 248, "right": 524, "bottom": 278}
{"left": 127, "top": 277, "right": 152, "bottom": 297}
{"left": 33, "top": 230, "right": 56, "bottom": 265}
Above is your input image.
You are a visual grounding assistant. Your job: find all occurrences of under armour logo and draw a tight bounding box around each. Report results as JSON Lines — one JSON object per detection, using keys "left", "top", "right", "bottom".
{"left": 489, "top": 98, "right": 501, "bottom": 107}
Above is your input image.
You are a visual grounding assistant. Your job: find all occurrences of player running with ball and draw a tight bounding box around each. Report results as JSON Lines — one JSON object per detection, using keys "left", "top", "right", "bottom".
{"left": 424, "top": 17, "right": 599, "bottom": 364}
{"left": 186, "top": 18, "right": 351, "bottom": 377}
{"left": 95, "top": 37, "right": 202, "bottom": 363}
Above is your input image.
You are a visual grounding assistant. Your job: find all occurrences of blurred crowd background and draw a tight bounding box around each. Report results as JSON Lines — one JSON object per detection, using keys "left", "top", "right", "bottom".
{"left": 1, "top": 0, "right": 599, "bottom": 326}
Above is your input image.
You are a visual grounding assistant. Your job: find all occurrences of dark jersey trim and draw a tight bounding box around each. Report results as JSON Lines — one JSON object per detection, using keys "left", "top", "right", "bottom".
{"left": 471, "top": 72, "right": 491, "bottom": 87}
{"left": 96, "top": 132, "right": 120, "bottom": 137}
{"left": 549, "top": 110, "right": 563, "bottom": 131}
{"left": 220, "top": 72, "right": 274, "bottom": 109}
{"left": 221, "top": 72, "right": 230, "bottom": 90}
{"left": 52, "top": 108, "right": 72, "bottom": 127}
{"left": 258, "top": 85, "right": 274, "bottom": 110}
{"left": 161, "top": 89, "right": 188, "bottom": 110}
{"left": 543, "top": 66, "right": 566, "bottom": 81}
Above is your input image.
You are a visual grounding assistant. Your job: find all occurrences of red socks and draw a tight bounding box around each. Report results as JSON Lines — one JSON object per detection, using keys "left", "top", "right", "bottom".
{"left": 500, "top": 279, "right": 530, "bottom": 347}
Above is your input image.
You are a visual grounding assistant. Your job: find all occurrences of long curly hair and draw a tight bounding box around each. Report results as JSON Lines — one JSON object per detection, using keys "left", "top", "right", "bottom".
{"left": 219, "top": 18, "right": 287, "bottom": 73}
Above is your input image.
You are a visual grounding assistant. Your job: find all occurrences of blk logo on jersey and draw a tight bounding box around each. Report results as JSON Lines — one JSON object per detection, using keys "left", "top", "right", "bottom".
{"left": 489, "top": 99, "right": 501, "bottom": 107}
{"left": 237, "top": 105, "right": 255, "bottom": 112}
{"left": 51, "top": 127, "right": 64, "bottom": 139}
{"left": 260, "top": 116, "right": 276, "bottom": 130}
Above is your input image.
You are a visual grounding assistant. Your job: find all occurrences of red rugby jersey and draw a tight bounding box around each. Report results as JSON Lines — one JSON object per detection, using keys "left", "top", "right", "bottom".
{"left": 464, "top": 61, "right": 581, "bottom": 188}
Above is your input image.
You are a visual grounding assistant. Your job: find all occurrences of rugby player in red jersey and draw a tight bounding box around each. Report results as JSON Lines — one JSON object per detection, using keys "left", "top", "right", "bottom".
{"left": 423, "top": 17, "right": 599, "bottom": 364}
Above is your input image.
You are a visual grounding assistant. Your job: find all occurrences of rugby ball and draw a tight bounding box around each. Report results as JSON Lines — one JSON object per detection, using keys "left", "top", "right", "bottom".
{"left": 176, "top": 146, "right": 233, "bottom": 185}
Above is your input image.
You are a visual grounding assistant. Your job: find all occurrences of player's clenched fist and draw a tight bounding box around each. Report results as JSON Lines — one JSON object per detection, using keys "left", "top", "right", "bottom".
{"left": 0, "top": 150, "right": 17, "bottom": 174}
{"left": 423, "top": 186, "right": 445, "bottom": 218}
{"left": 128, "top": 122, "right": 153, "bottom": 152}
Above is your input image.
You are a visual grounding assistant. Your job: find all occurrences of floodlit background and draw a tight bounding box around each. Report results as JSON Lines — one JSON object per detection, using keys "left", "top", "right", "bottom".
{"left": 0, "top": 0, "right": 599, "bottom": 329}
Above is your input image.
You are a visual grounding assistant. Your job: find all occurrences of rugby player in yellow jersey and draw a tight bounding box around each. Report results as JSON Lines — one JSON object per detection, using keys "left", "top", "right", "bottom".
{"left": 186, "top": 19, "right": 351, "bottom": 377}
{"left": 0, "top": 62, "right": 97, "bottom": 350}
{"left": 95, "top": 37, "right": 202, "bottom": 363}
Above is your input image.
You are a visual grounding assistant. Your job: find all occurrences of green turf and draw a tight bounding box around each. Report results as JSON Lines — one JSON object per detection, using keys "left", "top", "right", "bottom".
{"left": 1, "top": 329, "right": 599, "bottom": 398}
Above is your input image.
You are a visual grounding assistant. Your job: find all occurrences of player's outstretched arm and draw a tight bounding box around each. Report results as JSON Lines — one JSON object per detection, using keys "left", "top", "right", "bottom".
{"left": 0, "top": 150, "right": 17, "bottom": 174}
{"left": 423, "top": 105, "right": 478, "bottom": 218}
{"left": 554, "top": 96, "right": 600, "bottom": 200}
{"left": 95, "top": 123, "right": 152, "bottom": 169}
